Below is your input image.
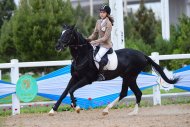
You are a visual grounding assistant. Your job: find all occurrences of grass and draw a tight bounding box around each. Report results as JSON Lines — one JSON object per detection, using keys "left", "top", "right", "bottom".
{"left": 142, "top": 87, "right": 186, "bottom": 95}
{"left": 0, "top": 104, "right": 73, "bottom": 116}
{"left": 0, "top": 95, "right": 51, "bottom": 104}
{"left": 1, "top": 73, "right": 10, "bottom": 82}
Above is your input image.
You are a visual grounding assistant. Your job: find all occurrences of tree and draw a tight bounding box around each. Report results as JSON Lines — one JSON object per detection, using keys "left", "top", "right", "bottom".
{"left": 0, "top": 20, "right": 17, "bottom": 62}
{"left": 0, "top": 0, "right": 15, "bottom": 28}
{"left": 134, "top": 0, "right": 157, "bottom": 45}
{"left": 0, "top": 0, "right": 16, "bottom": 62}
{"left": 73, "top": 3, "right": 96, "bottom": 37}
{"left": 168, "top": 15, "right": 190, "bottom": 69}
{"left": 171, "top": 15, "right": 190, "bottom": 54}
{"left": 124, "top": 13, "right": 141, "bottom": 39}
{"left": 0, "top": 0, "right": 98, "bottom": 62}
{"left": 0, "top": 0, "right": 75, "bottom": 62}
{"left": 124, "top": 0, "right": 159, "bottom": 54}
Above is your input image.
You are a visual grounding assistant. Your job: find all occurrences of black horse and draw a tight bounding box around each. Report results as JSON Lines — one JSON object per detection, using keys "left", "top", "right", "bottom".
{"left": 49, "top": 25, "right": 179, "bottom": 116}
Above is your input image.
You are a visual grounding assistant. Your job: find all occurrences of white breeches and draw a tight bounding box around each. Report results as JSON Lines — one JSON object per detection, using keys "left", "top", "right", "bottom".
{"left": 94, "top": 46, "right": 109, "bottom": 62}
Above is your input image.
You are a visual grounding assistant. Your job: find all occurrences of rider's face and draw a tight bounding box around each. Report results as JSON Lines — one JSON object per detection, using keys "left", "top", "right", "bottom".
{"left": 99, "top": 11, "right": 107, "bottom": 19}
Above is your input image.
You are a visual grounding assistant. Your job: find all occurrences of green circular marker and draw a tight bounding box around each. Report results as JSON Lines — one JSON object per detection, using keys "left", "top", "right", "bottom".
{"left": 16, "top": 75, "right": 38, "bottom": 103}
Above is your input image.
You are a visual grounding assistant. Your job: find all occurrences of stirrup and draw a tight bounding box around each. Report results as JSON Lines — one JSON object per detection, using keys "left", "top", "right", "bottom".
{"left": 97, "top": 74, "right": 105, "bottom": 81}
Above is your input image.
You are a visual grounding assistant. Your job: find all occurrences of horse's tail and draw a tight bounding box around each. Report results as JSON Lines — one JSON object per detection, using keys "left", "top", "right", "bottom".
{"left": 145, "top": 55, "right": 179, "bottom": 84}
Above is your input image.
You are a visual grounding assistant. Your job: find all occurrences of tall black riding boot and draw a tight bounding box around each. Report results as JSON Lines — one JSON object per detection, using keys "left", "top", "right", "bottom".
{"left": 97, "top": 61, "right": 105, "bottom": 81}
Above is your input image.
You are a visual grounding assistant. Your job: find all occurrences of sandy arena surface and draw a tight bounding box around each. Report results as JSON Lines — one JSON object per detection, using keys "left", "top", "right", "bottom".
{"left": 2, "top": 104, "right": 190, "bottom": 127}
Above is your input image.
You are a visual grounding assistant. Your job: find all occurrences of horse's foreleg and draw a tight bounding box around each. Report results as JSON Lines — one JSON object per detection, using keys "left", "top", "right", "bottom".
{"left": 69, "top": 77, "right": 90, "bottom": 113}
{"left": 48, "top": 77, "right": 78, "bottom": 116}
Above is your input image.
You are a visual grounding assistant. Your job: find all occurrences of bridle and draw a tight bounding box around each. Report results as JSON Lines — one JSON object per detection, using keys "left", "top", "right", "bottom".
{"left": 60, "top": 30, "right": 74, "bottom": 47}
{"left": 62, "top": 29, "right": 88, "bottom": 48}
{"left": 58, "top": 27, "right": 94, "bottom": 69}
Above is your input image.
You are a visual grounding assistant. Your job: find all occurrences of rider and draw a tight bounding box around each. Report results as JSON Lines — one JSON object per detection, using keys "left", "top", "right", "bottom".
{"left": 87, "top": 5, "right": 114, "bottom": 81}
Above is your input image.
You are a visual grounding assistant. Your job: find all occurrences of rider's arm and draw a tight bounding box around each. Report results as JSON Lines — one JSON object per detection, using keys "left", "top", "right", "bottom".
{"left": 93, "top": 22, "right": 112, "bottom": 45}
{"left": 87, "top": 21, "right": 98, "bottom": 41}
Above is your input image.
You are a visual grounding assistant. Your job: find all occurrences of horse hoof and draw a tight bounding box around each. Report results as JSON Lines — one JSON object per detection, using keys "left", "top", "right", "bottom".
{"left": 48, "top": 109, "right": 55, "bottom": 116}
{"left": 75, "top": 106, "right": 80, "bottom": 113}
{"left": 102, "top": 111, "right": 109, "bottom": 116}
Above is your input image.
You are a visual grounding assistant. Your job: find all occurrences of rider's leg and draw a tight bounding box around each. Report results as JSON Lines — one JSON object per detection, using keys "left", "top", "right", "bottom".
{"left": 94, "top": 46, "right": 109, "bottom": 81}
{"left": 94, "top": 46, "right": 109, "bottom": 62}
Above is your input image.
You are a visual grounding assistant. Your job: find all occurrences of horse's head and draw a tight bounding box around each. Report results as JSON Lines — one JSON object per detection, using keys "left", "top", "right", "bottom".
{"left": 55, "top": 24, "right": 76, "bottom": 51}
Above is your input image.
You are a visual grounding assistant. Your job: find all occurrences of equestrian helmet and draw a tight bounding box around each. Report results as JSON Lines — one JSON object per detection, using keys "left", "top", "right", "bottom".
{"left": 99, "top": 5, "right": 111, "bottom": 15}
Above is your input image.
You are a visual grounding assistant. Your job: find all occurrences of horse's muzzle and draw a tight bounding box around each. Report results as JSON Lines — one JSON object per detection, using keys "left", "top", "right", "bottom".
{"left": 55, "top": 44, "right": 64, "bottom": 52}
{"left": 55, "top": 44, "right": 60, "bottom": 50}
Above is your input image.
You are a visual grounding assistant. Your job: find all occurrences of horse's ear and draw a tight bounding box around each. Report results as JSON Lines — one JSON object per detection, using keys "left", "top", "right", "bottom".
{"left": 63, "top": 24, "right": 70, "bottom": 29}
{"left": 63, "top": 24, "right": 76, "bottom": 30}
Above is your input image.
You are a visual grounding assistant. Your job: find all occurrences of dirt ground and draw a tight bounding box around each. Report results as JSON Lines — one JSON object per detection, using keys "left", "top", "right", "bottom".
{"left": 2, "top": 104, "right": 190, "bottom": 127}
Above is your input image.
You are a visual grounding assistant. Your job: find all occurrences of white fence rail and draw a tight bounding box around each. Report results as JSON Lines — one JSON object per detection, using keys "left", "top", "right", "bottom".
{"left": 0, "top": 60, "right": 71, "bottom": 69}
{"left": 0, "top": 52, "right": 190, "bottom": 115}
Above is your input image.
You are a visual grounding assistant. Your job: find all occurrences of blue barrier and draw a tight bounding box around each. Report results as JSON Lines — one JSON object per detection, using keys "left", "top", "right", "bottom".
{"left": 0, "top": 65, "right": 190, "bottom": 109}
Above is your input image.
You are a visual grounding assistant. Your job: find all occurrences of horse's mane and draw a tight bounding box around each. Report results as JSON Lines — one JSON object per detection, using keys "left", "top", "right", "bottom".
{"left": 71, "top": 30, "right": 95, "bottom": 71}
{"left": 75, "top": 30, "right": 91, "bottom": 48}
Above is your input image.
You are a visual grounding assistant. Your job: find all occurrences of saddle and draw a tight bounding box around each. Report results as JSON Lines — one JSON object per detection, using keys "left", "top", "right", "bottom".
{"left": 93, "top": 46, "right": 118, "bottom": 71}
{"left": 93, "top": 46, "right": 113, "bottom": 66}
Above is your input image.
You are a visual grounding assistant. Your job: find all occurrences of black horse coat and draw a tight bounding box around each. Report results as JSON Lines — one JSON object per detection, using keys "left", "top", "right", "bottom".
{"left": 52, "top": 25, "right": 179, "bottom": 111}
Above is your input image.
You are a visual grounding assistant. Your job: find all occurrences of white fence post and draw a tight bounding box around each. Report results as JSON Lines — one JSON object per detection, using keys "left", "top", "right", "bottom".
{"left": 0, "top": 70, "right": 1, "bottom": 80}
{"left": 11, "top": 59, "right": 20, "bottom": 115}
{"left": 151, "top": 52, "right": 161, "bottom": 105}
{"left": 90, "top": 0, "right": 93, "bottom": 16}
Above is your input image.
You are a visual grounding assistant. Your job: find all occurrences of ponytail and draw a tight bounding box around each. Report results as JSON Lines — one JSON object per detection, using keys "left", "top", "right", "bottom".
{"left": 107, "top": 15, "right": 114, "bottom": 26}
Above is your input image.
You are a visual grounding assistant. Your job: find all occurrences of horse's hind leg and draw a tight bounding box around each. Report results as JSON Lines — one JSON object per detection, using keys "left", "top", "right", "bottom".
{"left": 102, "top": 78, "right": 129, "bottom": 115}
{"left": 128, "top": 79, "right": 142, "bottom": 115}
{"left": 102, "top": 97, "right": 120, "bottom": 115}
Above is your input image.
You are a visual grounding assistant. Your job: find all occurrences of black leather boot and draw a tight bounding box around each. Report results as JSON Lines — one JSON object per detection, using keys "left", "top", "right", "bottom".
{"left": 97, "top": 61, "right": 105, "bottom": 81}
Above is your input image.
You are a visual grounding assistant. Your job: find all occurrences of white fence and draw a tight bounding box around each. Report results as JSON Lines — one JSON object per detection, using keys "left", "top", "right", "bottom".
{"left": 0, "top": 59, "right": 71, "bottom": 115}
{"left": 0, "top": 52, "right": 190, "bottom": 115}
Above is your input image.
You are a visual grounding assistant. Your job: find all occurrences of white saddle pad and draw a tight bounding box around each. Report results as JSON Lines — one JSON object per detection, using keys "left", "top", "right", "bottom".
{"left": 95, "top": 51, "right": 118, "bottom": 71}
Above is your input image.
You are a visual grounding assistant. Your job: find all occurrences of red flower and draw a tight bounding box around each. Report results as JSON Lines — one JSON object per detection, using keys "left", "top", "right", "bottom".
{"left": 88, "top": 97, "right": 92, "bottom": 101}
